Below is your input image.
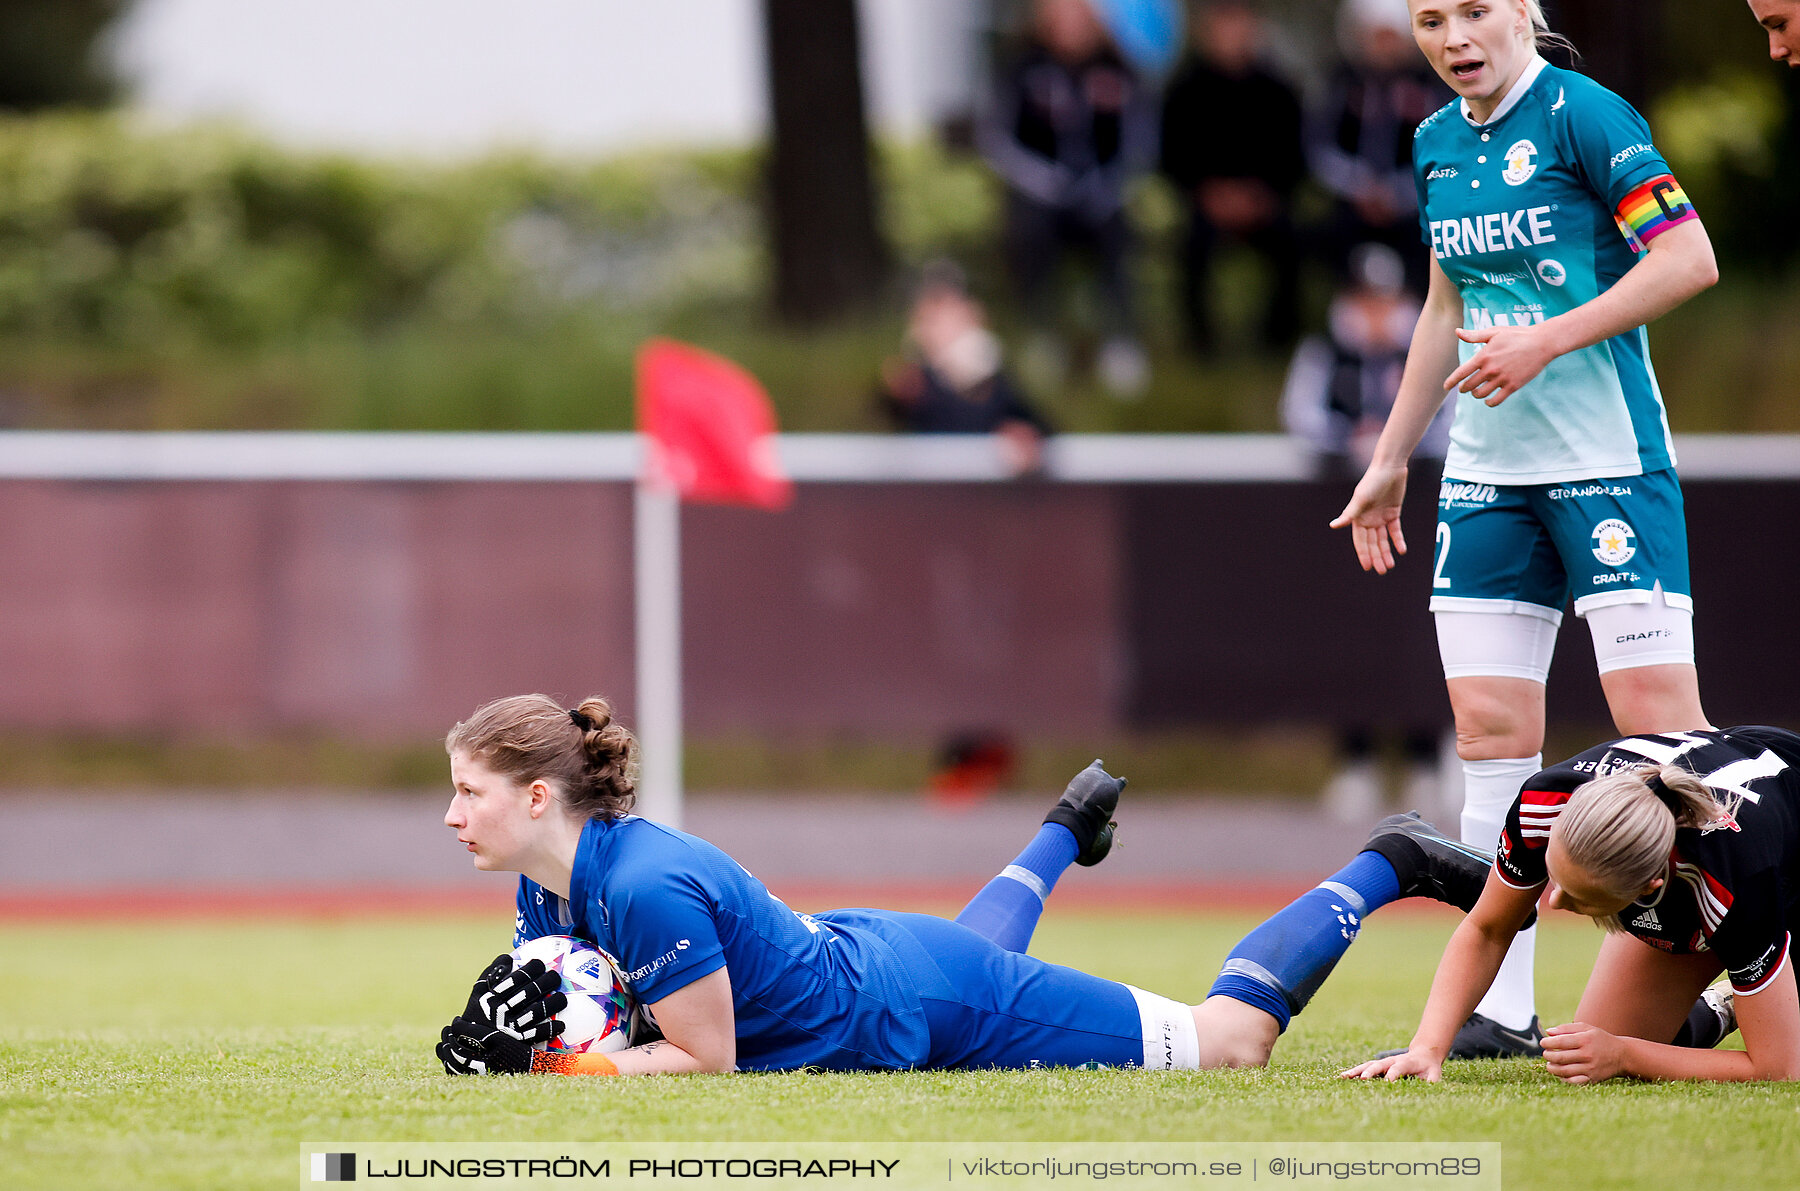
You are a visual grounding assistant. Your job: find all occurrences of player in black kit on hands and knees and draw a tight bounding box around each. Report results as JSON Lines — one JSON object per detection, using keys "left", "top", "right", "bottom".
{"left": 1348, "top": 727, "right": 1800, "bottom": 1084}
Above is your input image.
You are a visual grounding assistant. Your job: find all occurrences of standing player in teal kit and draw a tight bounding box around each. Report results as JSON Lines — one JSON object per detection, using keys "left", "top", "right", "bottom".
{"left": 1332, "top": 0, "right": 1719, "bottom": 1059}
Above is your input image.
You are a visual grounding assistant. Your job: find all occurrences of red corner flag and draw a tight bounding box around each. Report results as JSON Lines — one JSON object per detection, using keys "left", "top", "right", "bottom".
{"left": 636, "top": 337, "right": 792, "bottom": 510}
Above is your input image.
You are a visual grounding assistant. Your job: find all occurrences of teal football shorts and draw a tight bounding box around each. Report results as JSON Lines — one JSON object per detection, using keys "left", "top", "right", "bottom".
{"left": 1429, "top": 468, "right": 1691, "bottom": 620}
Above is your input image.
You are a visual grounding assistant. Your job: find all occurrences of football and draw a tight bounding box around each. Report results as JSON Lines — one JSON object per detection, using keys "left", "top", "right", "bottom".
{"left": 510, "top": 934, "right": 633, "bottom": 1054}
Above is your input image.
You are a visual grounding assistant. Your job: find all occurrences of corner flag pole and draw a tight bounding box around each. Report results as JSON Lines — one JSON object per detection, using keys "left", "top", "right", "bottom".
{"left": 633, "top": 472, "right": 683, "bottom": 828}
{"left": 632, "top": 337, "right": 791, "bottom": 829}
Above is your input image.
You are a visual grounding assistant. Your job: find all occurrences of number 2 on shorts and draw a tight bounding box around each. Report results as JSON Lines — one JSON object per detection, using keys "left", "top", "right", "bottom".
{"left": 1433, "top": 522, "right": 1453, "bottom": 589}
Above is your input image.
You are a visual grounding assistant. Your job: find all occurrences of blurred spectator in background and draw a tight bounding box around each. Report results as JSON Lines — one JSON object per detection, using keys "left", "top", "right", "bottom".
{"left": 1280, "top": 241, "right": 1449, "bottom": 821}
{"left": 1159, "top": 1, "right": 1306, "bottom": 355}
{"left": 878, "top": 261, "right": 1053, "bottom": 477}
{"left": 927, "top": 731, "right": 1020, "bottom": 806}
{"left": 979, "top": 0, "right": 1155, "bottom": 399}
{"left": 1279, "top": 242, "right": 1446, "bottom": 473}
{"left": 1306, "top": 0, "right": 1450, "bottom": 293}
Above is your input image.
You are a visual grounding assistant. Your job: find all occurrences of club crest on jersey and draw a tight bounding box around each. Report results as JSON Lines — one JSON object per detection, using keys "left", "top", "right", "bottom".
{"left": 1536, "top": 259, "right": 1567, "bottom": 287}
{"left": 1503, "top": 139, "right": 1538, "bottom": 185}
{"left": 1590, "top": 518, "right": 1637, "bottom": 567}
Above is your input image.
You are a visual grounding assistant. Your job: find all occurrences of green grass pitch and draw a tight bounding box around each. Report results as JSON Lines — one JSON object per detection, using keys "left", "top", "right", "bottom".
{"left": 2, "top": 907, "right": 1795, "bottom": 1190}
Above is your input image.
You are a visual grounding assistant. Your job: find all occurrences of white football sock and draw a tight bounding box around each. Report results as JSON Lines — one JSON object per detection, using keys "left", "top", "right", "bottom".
{"left": 1461, "top": 755, "right": 1542, "bottom": 1032}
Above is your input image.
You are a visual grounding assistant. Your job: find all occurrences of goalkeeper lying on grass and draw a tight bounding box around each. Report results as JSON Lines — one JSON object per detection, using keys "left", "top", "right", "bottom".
{"left": 436, "top": 693, "right": 1485, "bottom": 1076}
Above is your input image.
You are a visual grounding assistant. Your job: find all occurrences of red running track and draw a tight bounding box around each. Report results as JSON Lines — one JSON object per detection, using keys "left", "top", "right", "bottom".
{"left": 0, "top": 881, "right": 1473, "bottom": 921}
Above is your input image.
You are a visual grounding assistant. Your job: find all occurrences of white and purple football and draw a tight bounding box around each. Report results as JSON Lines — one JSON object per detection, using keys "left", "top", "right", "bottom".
{"left": 510, "top": 934, "right": 633, "bottom": 1054}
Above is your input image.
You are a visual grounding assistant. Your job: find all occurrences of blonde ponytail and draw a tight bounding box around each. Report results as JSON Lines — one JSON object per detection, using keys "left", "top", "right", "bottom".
{"left": 1520, "top": 0, "right": 1577, "bottom": 56}
{"left": 1553, "top": 764, "right": 1730, "bottom": 929}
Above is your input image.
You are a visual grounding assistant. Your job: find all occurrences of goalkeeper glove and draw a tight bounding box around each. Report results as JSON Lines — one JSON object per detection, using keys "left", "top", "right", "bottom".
{"left": 437, "top": 1017, "right": 621, "bottom": 1077}
{"left": 456, "top": 953, "right": 515, "bottom": 1022}
{"left": 478, "top": 958, "right": 567, "bottom": 1040}
{"left": 437, "top": 953, "right": 568, "bottom": 1075}
{"left": 437, "top": 1015, "right": 538, "bottom": 1075}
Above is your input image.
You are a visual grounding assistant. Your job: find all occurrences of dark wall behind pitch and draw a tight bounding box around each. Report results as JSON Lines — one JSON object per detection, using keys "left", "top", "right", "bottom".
{"left": 0, "top": 480, "right": 637, "bottom": 738}
{"left": 1125, "top": 478, "right": 1800, "bottom": 732}
{"left": 1122, "top": 478, "right": 1449, "bottom": 728}
{"left": 0, "top": 476, "right": 1789, "bottom": 741}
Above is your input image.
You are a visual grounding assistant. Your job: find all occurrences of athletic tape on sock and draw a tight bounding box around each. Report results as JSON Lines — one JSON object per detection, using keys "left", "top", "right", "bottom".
{"left": 1316, "top": 880, "right": 1369, "bottom": 918}
{"left": 998, "top": 864, "right": 1050, "bottom": 902}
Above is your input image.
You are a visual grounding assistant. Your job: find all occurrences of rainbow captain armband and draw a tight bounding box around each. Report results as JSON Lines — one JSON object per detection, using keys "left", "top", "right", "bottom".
{"left": 1614, "top": 174, "right": 1697, "bottom": 250}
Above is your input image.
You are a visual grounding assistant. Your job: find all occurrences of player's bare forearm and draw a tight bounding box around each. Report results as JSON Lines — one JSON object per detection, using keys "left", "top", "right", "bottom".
{"left": 1369, "top": 262, "right": 1464, "bottom": 470}
{"left": 1412, "top": 877, "right": 1536, "bottom": 1055}
{"left": 1618, "top": 1037, "right": 1768, "bottom": 1082}
{"left": 1330, "top": 263, "right": 1461, "bottom": 569}
{"left": 1535, "top": 221, "right": 1718, "bottom": 359}
{"left": 526, "top": 1038, "right": 714, "bottom": 1077}
{"left": 1330, "top": 277, "right": 1457, "bottom": 569}
{"left": 1614, "top": 1035, "right": 1800, "bottom": 1083}
{"left": 1449, "top": 223, "right": 1718, "bottom": 405}
{"left": 1342, "top": 907, "right": 1517, "bottom": 1082}
{"left": 1546, "top": 1025, "right": 1790, "bottom": 1085}
{"left": 1411, "top": 915, "right": 1512, "bottom": 1057}
{"left": 612, "top": 1038, "right": 716, "bottom": 1076}
{"left": 629, "top": 968, "right": 738, "bottom": 1074}
{"left": 1585, "top": 959, "right": 1800, "bottom": 1083}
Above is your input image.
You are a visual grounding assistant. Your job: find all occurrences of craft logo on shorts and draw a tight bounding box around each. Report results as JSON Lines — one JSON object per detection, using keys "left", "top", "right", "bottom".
{"left": 1536, "top": 259, "right": 1567, "bottom": 287}
{"left": 1590, "top": 518, "right": 1637, "bottom": 567}
{"left": 1503, "top": 139, "right": 1538, "bottom": 185}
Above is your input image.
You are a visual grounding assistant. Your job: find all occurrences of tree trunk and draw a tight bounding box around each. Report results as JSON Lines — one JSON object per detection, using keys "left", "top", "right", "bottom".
{"left": 0, "top": 0, "right": 125, "bottom": 110}
{"left": 762, "top": 0, "right": 890, "bottom": 325}
{"left": 1546, "top": 0, "right": 1662, "bottom": 109}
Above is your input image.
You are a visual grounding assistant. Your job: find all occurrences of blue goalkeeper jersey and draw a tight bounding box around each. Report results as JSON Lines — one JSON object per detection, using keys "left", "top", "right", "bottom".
{"left": 1414, "top": 56, "right": 1698, "bottom": 485}
{"left": 513, "top": 815, "right": 931, "bottom": 1071}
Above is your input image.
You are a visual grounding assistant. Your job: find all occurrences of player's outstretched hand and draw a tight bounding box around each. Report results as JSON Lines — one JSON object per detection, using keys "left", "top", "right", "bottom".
{"left": 1329, "top": 464, "right": 1409, "bottom": 575}
{"left": 1339, "top": 1049, "right": 1443, "bottom": 1083}
{"left": 1541, "top": 1022, "right": 1625, "bottom": 1085}
{"left": 437, "top": 1016, "right": 536, "bottom": 1076}
{"left": 478, "top": 958, "right": 569, "bottom": 1041}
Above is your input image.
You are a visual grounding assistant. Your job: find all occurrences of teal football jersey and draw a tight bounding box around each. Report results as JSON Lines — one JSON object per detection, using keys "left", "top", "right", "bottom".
{"left": 1413, "top": 57, "right": 1698, "bottom": 485}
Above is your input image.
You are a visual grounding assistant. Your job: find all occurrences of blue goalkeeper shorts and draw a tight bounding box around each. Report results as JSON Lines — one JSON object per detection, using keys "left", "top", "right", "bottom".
{"left": 817, "top": 909, "right": 1160, "bottom": 1070}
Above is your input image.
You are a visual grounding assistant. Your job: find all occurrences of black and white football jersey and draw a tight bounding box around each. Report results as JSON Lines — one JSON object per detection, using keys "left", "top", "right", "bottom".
{"left": 1496, "top": 726, "right": 1800, "bottom": 994}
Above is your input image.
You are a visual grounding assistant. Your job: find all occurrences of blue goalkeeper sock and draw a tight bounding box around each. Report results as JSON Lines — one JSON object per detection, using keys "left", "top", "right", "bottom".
{"left": 954, "top": 823, "right": 1080, "bottom": 953}
{"left": 1208, "top": 850, "right": 1403, "bottom": 1031}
